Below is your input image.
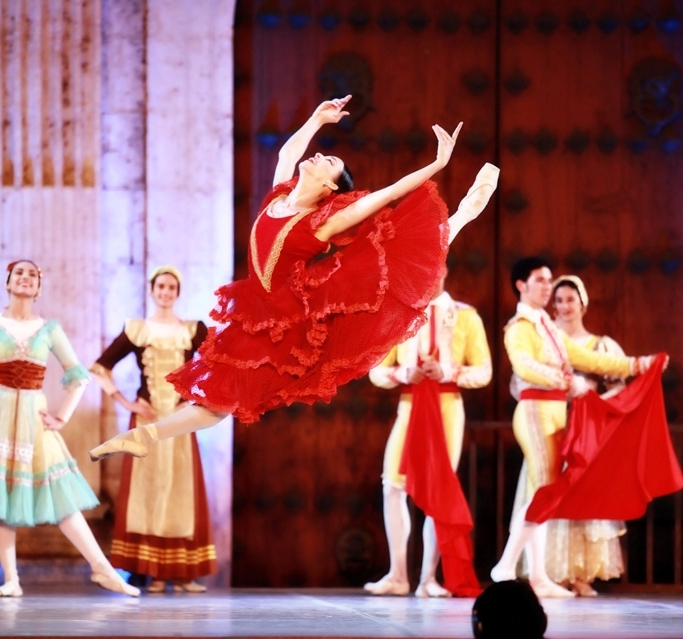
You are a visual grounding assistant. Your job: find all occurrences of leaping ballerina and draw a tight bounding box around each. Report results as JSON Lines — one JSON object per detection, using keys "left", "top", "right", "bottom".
{"left": 90, "top": 94, "right": 500, "bottom": 461}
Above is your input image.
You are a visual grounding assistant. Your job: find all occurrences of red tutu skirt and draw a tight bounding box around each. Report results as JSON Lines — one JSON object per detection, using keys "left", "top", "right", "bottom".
{"left": 167, "top": 181, "right": 450, "bottom": 423}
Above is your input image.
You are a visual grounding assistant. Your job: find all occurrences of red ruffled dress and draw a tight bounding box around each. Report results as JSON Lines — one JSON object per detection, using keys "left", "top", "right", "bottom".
{"left": 167, "top": 179, "right": 449, "bottom": 423}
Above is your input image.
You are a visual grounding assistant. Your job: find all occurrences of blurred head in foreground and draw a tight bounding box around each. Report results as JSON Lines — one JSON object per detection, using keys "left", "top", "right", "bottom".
{"left": 472, "top": 581, "right": 547, "bottom": 639}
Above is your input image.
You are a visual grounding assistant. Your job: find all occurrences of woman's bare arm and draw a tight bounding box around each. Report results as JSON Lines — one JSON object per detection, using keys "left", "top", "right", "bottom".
{"left": 314, "top": 124, "right": 462, "bottom": 242}
{"left": 272, "top": 95, "right": 351, "bottom": 187}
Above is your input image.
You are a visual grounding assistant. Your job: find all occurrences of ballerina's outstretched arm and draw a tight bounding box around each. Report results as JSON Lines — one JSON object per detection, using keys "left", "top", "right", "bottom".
{"left": 447, "top": 163, "right": 499, "bottom": 245}
{"left": 272, "top": 95, "right": 351, "bottom": 186}
{"left": 315, "top": 123, "right": 463, "bottom": 242}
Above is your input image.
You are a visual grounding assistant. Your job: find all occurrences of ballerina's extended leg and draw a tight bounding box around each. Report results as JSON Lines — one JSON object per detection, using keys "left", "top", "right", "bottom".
{"left": 448, "top": 162, "right": 500, "bottom": 244}
{"left": 490, "top": 500, "right": 533, "bottom": 583}
{"left": 89, "top": 403, "right": 227, "bottom": 461}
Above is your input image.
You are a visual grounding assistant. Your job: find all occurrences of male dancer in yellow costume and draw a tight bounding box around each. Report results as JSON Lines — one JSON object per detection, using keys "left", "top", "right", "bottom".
{"left": 490, "top": 256, "right": 656, "bottom": 598}
{"left": 364, "top": 279, "right": 491, "bottom": 597}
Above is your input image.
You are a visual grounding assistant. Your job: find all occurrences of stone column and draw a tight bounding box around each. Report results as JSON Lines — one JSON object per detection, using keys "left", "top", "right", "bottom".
{"left": 99, "top": 0, "right": 147, "bottom": 502}
{"left": 0, "top": 0, "right": 102, "bottom": 489}
{"left": 145, "top": 0, "right": 235, "bottom": 586}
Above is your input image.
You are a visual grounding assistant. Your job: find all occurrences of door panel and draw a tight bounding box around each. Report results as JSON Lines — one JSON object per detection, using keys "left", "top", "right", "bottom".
{"left": 233, "top": 0, "right": 683, "bottom": 586}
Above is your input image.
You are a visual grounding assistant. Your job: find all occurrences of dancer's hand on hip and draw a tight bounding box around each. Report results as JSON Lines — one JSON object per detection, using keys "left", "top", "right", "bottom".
{"left": 40, "top": 411, "right": 65, "bottom": 430}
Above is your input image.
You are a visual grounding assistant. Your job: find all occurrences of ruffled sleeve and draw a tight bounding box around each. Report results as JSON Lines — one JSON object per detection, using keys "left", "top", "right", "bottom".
{"left": 60, "top": 364, "right": 90, "bottom": 388}
{"left": 46, "top": 320, "right": 90, "bottom": 387}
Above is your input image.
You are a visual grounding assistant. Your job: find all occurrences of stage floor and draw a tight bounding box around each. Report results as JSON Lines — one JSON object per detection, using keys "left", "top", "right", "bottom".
{"left": 0, "top": 587, "right": 682, "bottom": 639}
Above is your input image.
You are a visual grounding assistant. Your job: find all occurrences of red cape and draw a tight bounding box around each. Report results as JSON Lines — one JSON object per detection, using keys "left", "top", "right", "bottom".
{"left": 399, "top": 379, "right": 481, "bottom": 597}
{"left": 527, "top": 354, "right": 683, "bottom": 523}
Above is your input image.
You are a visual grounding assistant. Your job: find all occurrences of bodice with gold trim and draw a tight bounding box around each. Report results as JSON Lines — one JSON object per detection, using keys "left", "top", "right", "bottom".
{"left": 93, "top": 319, "right": 207, "bottom": 414}
{"left": 249, "top": 196, "right": 328, "bottom": 293}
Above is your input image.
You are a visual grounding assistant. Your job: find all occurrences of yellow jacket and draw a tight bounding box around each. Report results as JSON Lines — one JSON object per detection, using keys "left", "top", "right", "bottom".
{"left": 370, "top": 292, "right": 492, "bottom": 390}
{"left": 505, "top": 303, "right": 634, "bottom": 392}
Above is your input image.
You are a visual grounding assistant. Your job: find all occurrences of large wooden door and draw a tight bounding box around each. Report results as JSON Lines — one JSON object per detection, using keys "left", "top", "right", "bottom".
{"left": 233, "top": 0, "right": 683, "bottom": 587}
{"left": 496, "top": 0, "right": 683, "bottom": 585}
{"left": 497, "top": 0, "right": 683, "bottom": 422}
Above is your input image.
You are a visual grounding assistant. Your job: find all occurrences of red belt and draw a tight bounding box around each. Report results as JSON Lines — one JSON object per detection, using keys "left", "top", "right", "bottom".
{"left": 403, "top": 382, "right": 460, "bottom": 394}
{"left": 0, "top": 361, "right": 45, "bottom": 389}
{"left": 520, "top": 388, "right": 567, "bottom": 401}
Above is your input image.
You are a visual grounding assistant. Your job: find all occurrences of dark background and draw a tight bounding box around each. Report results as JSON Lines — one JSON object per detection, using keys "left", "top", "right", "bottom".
{"left": 231, "top": 0, "right": 683, "bottom": 589}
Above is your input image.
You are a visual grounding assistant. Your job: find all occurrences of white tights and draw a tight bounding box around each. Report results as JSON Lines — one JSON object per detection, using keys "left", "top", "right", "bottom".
{"left": 0, "top": 512, "right": 121, "bottom": 585}
{"left": 379, "top": 485, "right": 441, "bottom": 585}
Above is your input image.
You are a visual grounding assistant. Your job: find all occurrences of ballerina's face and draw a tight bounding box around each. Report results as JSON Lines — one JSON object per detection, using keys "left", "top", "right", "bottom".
{"left": 553, "top": 285, "right": 585, "bottom": 323}
{"left": 151, "top": 273, "right": 179, "bottom": 309}
{"left": 6, "top": 261, "right": 41, "bottom": 299}
{"left": 299, "top": 153, "right": 344, "bottom": 187}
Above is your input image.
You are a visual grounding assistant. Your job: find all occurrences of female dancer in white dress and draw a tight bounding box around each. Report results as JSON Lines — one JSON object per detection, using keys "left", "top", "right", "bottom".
{"left": 90, "top": 266, "right": 217, "bottom": 593}
{"left": 0, "top": 260, "right": 139, "bottom": 597}
{"left": 547, "top": 275, "right": 626, "bottom": 595}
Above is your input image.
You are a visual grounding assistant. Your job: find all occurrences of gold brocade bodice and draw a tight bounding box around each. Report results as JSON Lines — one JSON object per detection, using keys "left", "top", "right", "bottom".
{"left": 142, "top": 339, "right": 185, "bottom": 416}
{"left": 125, "top": 319, "right": 197, "bottom": 417}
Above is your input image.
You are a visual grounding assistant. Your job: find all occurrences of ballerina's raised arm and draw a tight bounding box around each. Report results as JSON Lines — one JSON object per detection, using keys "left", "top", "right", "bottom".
{"left": 314, "top": 123, "right": 462, "bottom": 242}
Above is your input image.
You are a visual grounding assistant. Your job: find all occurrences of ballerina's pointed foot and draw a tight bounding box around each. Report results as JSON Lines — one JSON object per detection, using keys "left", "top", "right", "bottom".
{"left": 89, "top": 425, "right": 156, "bottom": 461}
{"left": 0, "top": 580, "right": 23, "bottom": 597}
{"left": 459, "top": 163, "right": 499, "bottom": 214}
{"left": 530, "top": 577, "right": 576, "bottom": 599}
{"left": 363, "top": 576, "right": 410, "bottom": 596}
{"left": 447, "top": 162, "right": 500, "bottom": 243}
{"left": 415, "top": 580, "right": 451, "bottom": 598}
{"left": 91, "top": 570, "right": 141, "bottom": 597}
{"left": 490, "top": 562, "right": 516, "bottom": 583}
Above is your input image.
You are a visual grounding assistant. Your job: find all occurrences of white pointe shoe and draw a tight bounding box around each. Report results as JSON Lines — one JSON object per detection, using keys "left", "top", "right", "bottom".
{"left": 461, "top": 163, "right": 499, "bottom": 212}
{"left": 363, "top": 576, "right": 410, "bottom": 596}
{"left": 91, "top": 570, "right": 141, "bottom": 597}
{"left": 0, "top": 581, "right": 23, "bottom": 597}
{"left": 415, "top": 580, "right": 451, "bottom": 598}
{"left": 530, "top": 577, "right": 576, "bottom": 599}
{"left": 449, "top": 163, "right": 499, "bottom": 243}
{"left": 490, "top": 562, "right": 516, "bottom": 583}
{"left": 89, "top": 425, "right": 156, "bottom": 461}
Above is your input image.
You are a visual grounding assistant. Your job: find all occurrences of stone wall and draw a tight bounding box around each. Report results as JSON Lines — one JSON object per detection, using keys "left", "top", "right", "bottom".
{"left": 2, "top": 0, "right": 235, "bottom": 585}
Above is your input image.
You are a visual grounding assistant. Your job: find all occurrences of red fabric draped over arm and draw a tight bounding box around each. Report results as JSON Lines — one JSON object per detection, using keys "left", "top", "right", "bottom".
{"left": 527, "top": 353, "right": 683, "bottom": 523}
